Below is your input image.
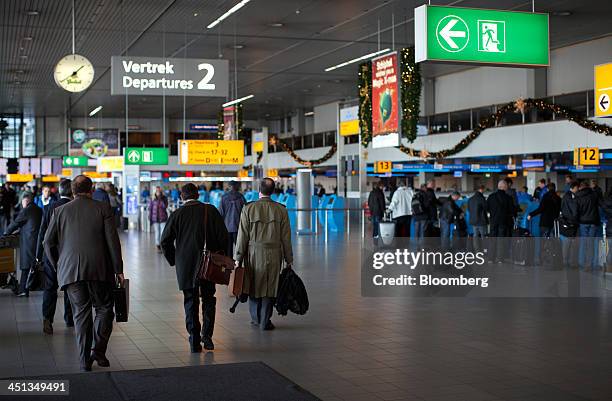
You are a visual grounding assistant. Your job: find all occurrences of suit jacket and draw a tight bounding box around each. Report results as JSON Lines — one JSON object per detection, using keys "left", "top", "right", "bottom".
{"left": 36, "top": 197, "right": 71, "bottom": 288}
{"left": 43, "top": 196, "right": 123, "bottom": 289}
{"left": 160, "top": 200, "right": 228, "bottom": 291}
{"left": 487, "top": 190, "right": 516, "bottom": 227}
{"left": 4, "top": 202, "right": 42, "bottom": 270}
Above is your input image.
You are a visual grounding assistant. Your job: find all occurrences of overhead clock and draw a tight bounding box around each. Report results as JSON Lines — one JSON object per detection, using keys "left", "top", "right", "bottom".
{"left": 54, "top": 54, "right": 94, "bottom": 92}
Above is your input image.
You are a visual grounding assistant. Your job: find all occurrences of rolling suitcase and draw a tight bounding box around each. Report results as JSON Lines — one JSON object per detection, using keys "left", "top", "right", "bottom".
{"left": 379, "top": 211, "right": 395, "bottom": 246}
{"left": 512, "top": 223, "right": 534, "bottom": 266}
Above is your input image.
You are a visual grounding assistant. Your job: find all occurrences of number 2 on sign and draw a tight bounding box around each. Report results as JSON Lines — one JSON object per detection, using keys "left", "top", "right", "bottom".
{"left": 197, "top": 63, "right": 215, "bottom": 90}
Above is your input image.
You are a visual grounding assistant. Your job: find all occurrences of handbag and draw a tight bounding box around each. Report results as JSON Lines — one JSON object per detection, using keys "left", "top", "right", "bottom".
{"left": 196, "top": 205, "right": 235, "bottom": 285}
{"left": 26, "top": 260, "right": 44, "bottom": 291}
{"left": 558, "top": 216, "right": 577, "bottom": 238}
{"left": 113, "top": 278, "right": 129, "bottom": 323}
{"left": 228, "top": 265, "right": 245, "bottom": 297}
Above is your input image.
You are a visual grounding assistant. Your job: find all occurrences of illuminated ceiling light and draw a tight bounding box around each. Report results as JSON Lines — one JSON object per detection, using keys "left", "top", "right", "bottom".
{"left": 222, "top": 94, "right": 254, "bottom": 107}
{"left": 324, "top": 48, "right": 391, "bottom": 72}
{"left": 89, "top": 105, "right": 103, "bottom": 116}
{"left": 268, "top": 22, "right": 284, "bottom": 27}
{"left": 304, "top": 111, "right": 314, "bottom": 116}
{"left": 206, "top": 0, "right": 251, "bottom": 29}
{"left": 552, "top": 11, "right": 572, "bottom": 16}
{"left": 23, "top": 36, "right": 33, "bottom": 41}
{"left": 25, "top": 10, "right": 39, "bottom": 16}
{"left": 19, "top": 55, "right": 28, "bottom": 59}
{"left": 230, "top": 44, "right": 245, "bottom": 49}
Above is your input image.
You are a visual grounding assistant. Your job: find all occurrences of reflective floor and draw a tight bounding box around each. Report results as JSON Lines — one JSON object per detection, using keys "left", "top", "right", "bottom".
{"left": 1, "top": 230, "right": 611, "bottom": 401}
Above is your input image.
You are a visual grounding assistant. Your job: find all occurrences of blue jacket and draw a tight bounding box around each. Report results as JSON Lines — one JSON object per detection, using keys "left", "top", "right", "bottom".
{"left": 219, "top": 190, "right": 246, "bottom": 233}
{"left": 92, "top": 188, "right": 111, "bottom": 205}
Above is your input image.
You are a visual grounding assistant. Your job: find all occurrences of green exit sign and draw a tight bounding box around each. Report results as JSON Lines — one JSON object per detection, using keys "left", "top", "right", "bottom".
{"left": 415, "top": 5, "right": 549, "bottom": 67}
{"left": 124, "top": 147, "right": 169, "bottom": 165}
{"left": 63, "top": 156, "right": 89, "bottom": 167}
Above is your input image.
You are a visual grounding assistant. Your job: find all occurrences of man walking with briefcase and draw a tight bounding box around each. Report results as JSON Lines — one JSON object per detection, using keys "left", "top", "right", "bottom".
{"left": 160, "top": 183, "right": 227, "bottom": 352}
{"left": 234, "top": 178, "right": 293, "bottom": 331}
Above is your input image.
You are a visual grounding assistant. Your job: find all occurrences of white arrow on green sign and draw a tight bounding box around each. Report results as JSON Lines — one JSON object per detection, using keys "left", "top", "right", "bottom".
{"left": 415, "top": 5, "right": 549, "bottom": 67}
{"left": 62, "top": 156, "right": 88, "bottom": 167}
{"left": 124, "top": 148, "right": 169, "bottom": 165}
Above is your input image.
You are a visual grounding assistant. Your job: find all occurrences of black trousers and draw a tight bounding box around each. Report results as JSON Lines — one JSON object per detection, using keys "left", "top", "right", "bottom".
{"left": 183, "top": 280, "right": 216, "bottom": 346}
{"left": 393, "top": 215, "right": 412, "bottom": 237}
{"left": 490, "top": 224, "right": 511, "bottom": 262}
{"left": 65, "top": 281, "right": 114, "bottom": 368}
{"left": 43, "top": 290, "right": 73, "bottom": 324}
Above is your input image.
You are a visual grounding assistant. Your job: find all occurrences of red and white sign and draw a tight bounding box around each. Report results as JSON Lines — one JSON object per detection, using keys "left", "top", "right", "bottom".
{"left": 223, "top": 106, "right": 236, "bottom": 140}
{"left": 371, "top": 52, "right": 399, "bottom": 148}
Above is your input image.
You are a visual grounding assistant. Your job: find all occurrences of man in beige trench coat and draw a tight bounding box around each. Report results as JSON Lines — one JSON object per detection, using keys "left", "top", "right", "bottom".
{"left": 234, "top": 178, "right": 293, "bottom": 330}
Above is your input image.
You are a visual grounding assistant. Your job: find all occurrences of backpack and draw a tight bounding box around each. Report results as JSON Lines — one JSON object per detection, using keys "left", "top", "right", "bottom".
{"left": 412, "top": 193, "right": 425, "bottom": 215}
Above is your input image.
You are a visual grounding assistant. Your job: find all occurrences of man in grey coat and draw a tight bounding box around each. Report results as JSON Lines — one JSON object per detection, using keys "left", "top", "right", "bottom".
{"left": 44, "top": 175, "right": 124, "bottom": 372}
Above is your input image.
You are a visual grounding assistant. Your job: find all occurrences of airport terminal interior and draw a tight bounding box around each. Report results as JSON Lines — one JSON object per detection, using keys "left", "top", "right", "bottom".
{"left": 1, "top": 0, "right": 612, "bottom": 400}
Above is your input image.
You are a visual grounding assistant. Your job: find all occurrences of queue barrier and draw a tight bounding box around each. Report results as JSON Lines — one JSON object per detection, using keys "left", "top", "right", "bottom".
{"left": 287, "top": 207, "right": 366, "bottom": 243}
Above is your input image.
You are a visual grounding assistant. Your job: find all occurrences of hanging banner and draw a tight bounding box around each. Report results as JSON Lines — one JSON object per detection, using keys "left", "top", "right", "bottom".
{"left": 110, "top": 56, "right": 229, "bottom": 97}
{"left": 69, "top": 128, "right": 120, "bottom": 158}
{"left": 371, "top": 52, "right": 400, "bottom": 148}
{"left": 223, "top": 106, "right": 236, "bottom": 140}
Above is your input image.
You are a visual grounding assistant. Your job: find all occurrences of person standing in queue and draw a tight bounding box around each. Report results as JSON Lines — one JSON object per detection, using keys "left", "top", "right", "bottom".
{"left": 234, "top": 178, "right": 293, "bottom": 331}
{"left": 43, "top": 175, "right": 124, "bottom": 371}
{"left": 388, "top": 179, "right": 413, "bottom": 237}
{"left": 149, "top": 186, "right": 168, "bottom": 252}
{"left": 560, "top": 181, "right": 580, "bottom": 267}
{"left": 160, "top": 183, "right": 227, "bottom": 352}
{"left": 367, "top": 181, "right": 386, "bottom": 238}
{"left": 527, "top": 183, "right": 561, "bottom": 238}
{"left": 4, "top": 192, "right": 42, "bottom": 297}
{"left": 487, "top": 180, "right": 516, "bottom": 263}
{"left": 36, "top": 178, "right": 74, "bottom": 334}
{"left": 575, "top": 180, "right": 601, "bottom": 271}
{"left": 423, "top": 179, "right": 441, "bottom": 236}
{"left": 439, "top": 191, "right": 463, "bottom": 250}
{"left": 92, "top": 182, "right": 111, "bottom": 205}
{"left": 219, "top": 181, "right": 246, "bottom": 257}
{"left": 468, "top": 185, "right": 488, "bottom": 251}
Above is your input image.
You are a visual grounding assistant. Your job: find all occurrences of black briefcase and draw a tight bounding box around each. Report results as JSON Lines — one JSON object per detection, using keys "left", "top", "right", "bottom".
{"left": 113, "top": 279, "right": 129, "bottom": 322}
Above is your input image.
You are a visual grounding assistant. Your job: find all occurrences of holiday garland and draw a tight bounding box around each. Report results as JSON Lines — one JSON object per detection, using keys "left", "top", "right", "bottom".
{"left": 398, "top": 98, "right": 612, "bottom": 159}
{"left": 269, "top": 135, "right": 337, "bottom": 167}
{"left": 400, "top": 47, "right": 421, "bottom": 143}
{"left": 358, "top": 62, "right": 372, "bottom": 147}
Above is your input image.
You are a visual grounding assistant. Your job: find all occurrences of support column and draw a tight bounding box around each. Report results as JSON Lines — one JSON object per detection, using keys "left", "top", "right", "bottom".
{"left": 460, "top": 174, "right": 474, "bottom": 193}
{"left": 122, "top": 164, "right": 140, "bottom": 230}
{"left": 526, "top": 171, "right": 547, "bottom": 195}
{"left": 418, "top": 172, "right": 435, "bottom": 188}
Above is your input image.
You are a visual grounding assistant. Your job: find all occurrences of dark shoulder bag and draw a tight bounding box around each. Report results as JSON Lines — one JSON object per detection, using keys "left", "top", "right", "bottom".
{"left": 197, "top": 205, "right": 235, "bottom": 285}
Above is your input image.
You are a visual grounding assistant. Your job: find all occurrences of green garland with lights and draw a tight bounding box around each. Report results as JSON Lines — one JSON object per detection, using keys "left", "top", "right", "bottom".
{"left": 398, "top": 98, "right": 612, "bottom": 159}
{"left": 358, "top": 62, "right": 372, "bottom": 147}
{"left": 359, "top": 47, "right": 421, "bottom": 147}
{"left": 269, "top": 135, "right": 337, "bottom": 167}
{"left": 217, "top": 111, "right": 224, "bottom": 140}
{"left": 400, "top": 47, "right": 421, "bottom": 143}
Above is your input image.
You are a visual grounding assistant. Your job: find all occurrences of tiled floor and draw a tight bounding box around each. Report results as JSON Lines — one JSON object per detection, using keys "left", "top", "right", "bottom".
{"left": 1, "top": 230, "right": 611, "bottom": 401}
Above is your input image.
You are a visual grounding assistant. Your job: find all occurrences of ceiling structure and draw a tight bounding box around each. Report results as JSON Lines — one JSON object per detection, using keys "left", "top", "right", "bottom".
{"left": 1, "top": 0, "right": 611, "bottom": 121}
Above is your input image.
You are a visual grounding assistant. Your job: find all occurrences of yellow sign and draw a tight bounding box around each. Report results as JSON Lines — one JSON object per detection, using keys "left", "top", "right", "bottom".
{"left": 252, "top": 141, "right": 264, "bottom": 152}
{"left": 61, "top": 168, "right": 73, "bottom": 177}
{"left": 42, "top": 175, "right": 60, "bottom": 182}
{"left": 178, "top": 140, "right": 244, "bottom": 165}
{"left": 340, "top": 120, "right": 360, "bottom": 136}
{"left": 575, "top": 147, "right": 600, "bottom": 166}
{"left": 97, "top": 156, "right": 124, "bottom": 172}
{"left": 267, "top": 169, "right": 279, "bottom": 177}
{"left": 375, "top": 161, "right": 392, "bottom": 173}
{"left": 6, "top": 174, "right": 34, "bottom": 182}
{"left": 595, "top": 63, "right": 612, "bottom": 117}
{"left": 84, "top": 171, "right": 109, "bottom": 179}
{"left": 237, "top": 169, "right": 249, "bottom": 178}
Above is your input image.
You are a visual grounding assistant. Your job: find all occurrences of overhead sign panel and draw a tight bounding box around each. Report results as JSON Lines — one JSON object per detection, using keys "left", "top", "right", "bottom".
{"left": 595, "top": 63, "right": 612, "bottom": 117}
{"left": 415, "top": 5, "right": 549, "bottom": 67}
{"left": 339, "top": 106, "right": 360, "bottom": 136}
{"left": 97, "top": 156, "right": 124, "bottom": 172}
{"left": 371, "top": 52, "right": 400, "bottom": 148}
{"left": 111, "top": 56, "right": 229, "bottom": 97}
{"left": 178, "top": 140, "right": 244, "bottom": 165}
{"left": 63, "top": 156, "right": 88, "bottom": 167}
{"left": 124, "top": 147, "right": 169, "bottom": 165}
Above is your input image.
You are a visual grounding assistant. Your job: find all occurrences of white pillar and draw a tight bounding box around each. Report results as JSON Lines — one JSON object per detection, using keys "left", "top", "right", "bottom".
{"left": 296, "top": 169, "right": 313, "bottom": 234}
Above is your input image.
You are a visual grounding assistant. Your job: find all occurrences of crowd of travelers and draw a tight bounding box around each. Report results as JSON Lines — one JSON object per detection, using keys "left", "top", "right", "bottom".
{"left": 368, "top": 175, "right": 612, "bottom": 270}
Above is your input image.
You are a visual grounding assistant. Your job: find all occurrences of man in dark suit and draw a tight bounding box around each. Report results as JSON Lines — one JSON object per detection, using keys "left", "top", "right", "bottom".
{"left": 161, "top": 183, "right": 228, "bottom": 352}
{"left": 487, "top": 180, "right": 517, "bottom": 263}
{"left": 44, "top": 175, "right": 124, "bottom": 372}
{"left": 36, "top": 178, "right": 74, "bottom": 335}
{"left": 4, "top": 192, "right": 42, "bottom": 297}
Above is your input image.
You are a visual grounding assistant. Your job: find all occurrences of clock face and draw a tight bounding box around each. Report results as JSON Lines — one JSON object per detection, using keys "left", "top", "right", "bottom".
{"left": 54, "top": 54, "right": 94, "bottom": 92}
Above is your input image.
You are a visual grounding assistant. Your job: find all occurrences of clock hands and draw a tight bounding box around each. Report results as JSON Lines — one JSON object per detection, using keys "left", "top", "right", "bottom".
{"left": 59, "top": 65, "right": 85, "bottom": 83}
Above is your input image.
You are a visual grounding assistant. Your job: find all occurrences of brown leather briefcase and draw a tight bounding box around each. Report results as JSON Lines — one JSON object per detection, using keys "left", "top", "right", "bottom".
{"left": 196, "top": 206, "right": 235, "bottom": 285}
{"left": 228, "top": 265, "right": 245, "bottom": 296}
